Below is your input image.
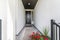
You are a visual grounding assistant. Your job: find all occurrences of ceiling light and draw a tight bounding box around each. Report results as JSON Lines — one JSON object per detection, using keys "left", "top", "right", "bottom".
{"left": 28, "top": 3, "right": 30, "bottom": 5}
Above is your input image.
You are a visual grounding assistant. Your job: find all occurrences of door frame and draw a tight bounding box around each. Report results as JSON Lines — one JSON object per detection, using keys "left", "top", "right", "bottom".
{"left": 25, "top": 9, "right": 33, "bottom": 24}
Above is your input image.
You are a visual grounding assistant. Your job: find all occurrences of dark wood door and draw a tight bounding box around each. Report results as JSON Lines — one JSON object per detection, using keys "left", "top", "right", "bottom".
{"left": 25, "top": 11, "right": 31, "bottom": 24}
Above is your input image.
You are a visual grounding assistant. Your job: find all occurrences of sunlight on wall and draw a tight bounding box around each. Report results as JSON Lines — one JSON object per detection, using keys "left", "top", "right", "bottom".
{"left": 7, "top": 2, "right": 14, "bottom": 40}
{"left": 8, "top": 0, "right": 25, "bottom": 40}
{"left": 0, "top": 0, "right": 7, "bottom": 40}
{"left": 34, "top": 0, "right": 60, "bottom": 37}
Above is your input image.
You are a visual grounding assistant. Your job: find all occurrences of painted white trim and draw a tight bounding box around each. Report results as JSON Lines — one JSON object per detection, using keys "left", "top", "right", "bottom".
{"left": 25, "top": 9, "right": 34, "bottom": 11}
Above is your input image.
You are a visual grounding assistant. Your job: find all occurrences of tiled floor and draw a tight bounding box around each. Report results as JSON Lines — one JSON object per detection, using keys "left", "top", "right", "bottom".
{"left": 16, "top": 26, "right": 39, "bottom": 40}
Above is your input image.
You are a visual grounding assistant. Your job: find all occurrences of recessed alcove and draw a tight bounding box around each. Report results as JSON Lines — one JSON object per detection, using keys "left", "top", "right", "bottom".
{"left": 1, "top": 0, "right": 60, "bottom": 40}
{"left": 8, "top": 0, "right": 60, "bottom": 40}
{"left": 15, "top": 0, "right": 43, "bottom": 40}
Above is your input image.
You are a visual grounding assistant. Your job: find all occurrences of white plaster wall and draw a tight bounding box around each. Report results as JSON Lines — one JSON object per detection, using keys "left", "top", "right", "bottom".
{"left": 8, "top": 0, "right": 18, "bottom": 40}
{"left": 16, "top": 0, "right": 25, "bottom": 35}
{"left": 8, "top": 0, "right": 25, "bottom": 40}
{"left": 34, "top": 0, "right": 60, "bottom": 37}
{"left": 0, "top": 0, "right": 7, "bottom": 40}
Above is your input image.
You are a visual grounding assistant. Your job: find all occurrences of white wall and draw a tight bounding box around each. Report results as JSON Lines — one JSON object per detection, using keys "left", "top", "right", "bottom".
{"left": 16, "top": 0, "right": 25, "bottom": 35}
{"left": 0, "top": 0, "right": 7, "bottom": 40}
{"left": 34, "top": 0, "right": 60, "bottom": 37}
{"left": 8, "top": 0, "right": 25, "bottom": 40}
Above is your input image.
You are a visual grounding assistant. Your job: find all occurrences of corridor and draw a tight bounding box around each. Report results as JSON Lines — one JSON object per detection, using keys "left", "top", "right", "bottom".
{"left": 7, "top": 0, "right": 60, "bottom": 40}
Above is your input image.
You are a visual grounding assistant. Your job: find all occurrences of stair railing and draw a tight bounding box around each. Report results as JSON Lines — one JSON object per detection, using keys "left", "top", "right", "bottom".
{"left": 51, "top": 19, "right": 60, "bottom": 40}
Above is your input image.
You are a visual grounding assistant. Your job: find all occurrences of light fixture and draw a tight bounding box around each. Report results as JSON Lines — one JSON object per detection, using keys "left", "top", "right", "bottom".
{"left": 28, "top": 3, "right": 30, "bottom": 5}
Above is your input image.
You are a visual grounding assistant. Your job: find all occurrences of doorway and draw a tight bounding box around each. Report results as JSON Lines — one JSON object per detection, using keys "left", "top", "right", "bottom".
{"left": 25, "top": 11, "right": 31, "bottom": 24}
